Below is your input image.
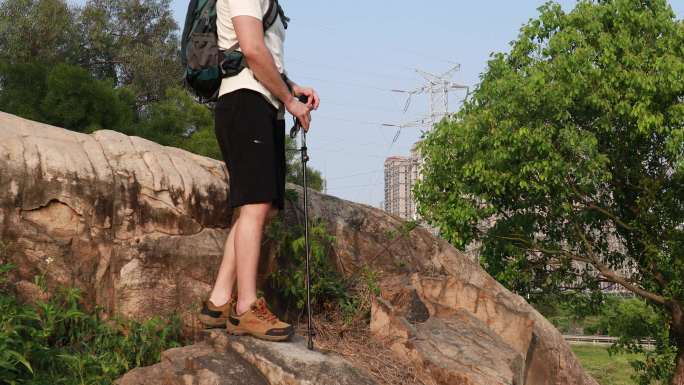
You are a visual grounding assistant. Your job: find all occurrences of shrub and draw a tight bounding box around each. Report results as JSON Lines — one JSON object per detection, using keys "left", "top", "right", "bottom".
{"left": 0, "top": 243, "right": 183, "bottom": 385}
{"left": 266, "top": 216, "right": 347, "bottom": 314}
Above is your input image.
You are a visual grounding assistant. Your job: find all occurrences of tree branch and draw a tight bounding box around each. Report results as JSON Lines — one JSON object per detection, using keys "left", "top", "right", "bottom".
{"left": 584, "top": 203, "right": 636, "bottom": 232}
{"left": 572, "top": 224, "right": 666, "bottom": 306}
{"left": 495, "top": 235, "right": 593, "bottom": 263}
{"left": 497, "top": 229, "right": 667, "bottom": 306}
{"left": 566, "top": 182, "right": 636, "bottom": 232}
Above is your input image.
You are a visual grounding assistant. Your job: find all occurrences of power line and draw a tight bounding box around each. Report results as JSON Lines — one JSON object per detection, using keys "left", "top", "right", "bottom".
{"left": 296, "top": 76, "right": 395, "bottom": 93}
{"left": 310, "top": 147, "right": 388, "bottom": 159}
{"left": 314, "top": 114, "right": 389, "bottom": 127}
{"left": 313, "top": 113, "right": 426, "bottom": 129}
{"left": 323, "top": 100, "right": 403, "bottom": 114}
{"left": 312, "top": 134, "right": 385, "bottom": 148}
{"left": 286, "top": 57, "right": 413, "bottom": 81}
{"left": 288, "top": 56, "right": 416, "bottom": 83}
{"left": 295, "top": 24, "right": 459, "bottom": 67}
{"left": 391, "top": 65, "right": 469, "bottom": 130}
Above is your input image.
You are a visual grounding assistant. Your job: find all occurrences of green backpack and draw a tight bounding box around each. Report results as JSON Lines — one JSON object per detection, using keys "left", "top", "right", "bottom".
{"left": 180, "top": 0, "right": 288, "bottom": 102}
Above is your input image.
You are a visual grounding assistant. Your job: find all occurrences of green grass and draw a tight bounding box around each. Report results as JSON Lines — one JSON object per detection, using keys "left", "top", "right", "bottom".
{"left": 571, "top": 344, "right": 644, "bottom": 385}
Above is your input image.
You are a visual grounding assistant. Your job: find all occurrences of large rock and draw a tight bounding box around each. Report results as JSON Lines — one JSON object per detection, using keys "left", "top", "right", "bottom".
{"left": 0, "top": 112, "right": 233, "bottom": 325}
{"left": 0, "top": 112, "right": 596, "bottom": 384}
{"left": 373, "top": 297, "right": 525, "bottom": 385}
{"left": 116, "top": 329, "right": 375, "bottom": 385}
{"left": 116, "top": 340, "right": 269, "bottom": 385}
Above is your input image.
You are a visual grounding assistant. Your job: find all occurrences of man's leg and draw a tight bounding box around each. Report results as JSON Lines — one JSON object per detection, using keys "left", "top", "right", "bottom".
{"left": 208, "top": 207, "right": 241, "bottom": 306}
{"left": 234, "top": 202, "right": 273, "bottom": 315}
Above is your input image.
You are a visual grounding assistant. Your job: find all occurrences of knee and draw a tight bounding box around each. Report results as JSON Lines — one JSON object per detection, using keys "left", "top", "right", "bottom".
{"left": 239, "top": 202, "right": 272, "bottom": 223}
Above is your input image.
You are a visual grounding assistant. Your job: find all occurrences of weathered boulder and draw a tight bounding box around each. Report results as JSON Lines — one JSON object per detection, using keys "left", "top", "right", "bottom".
{"left": 116, "top": 340, "right": 270, "bottom": 385}
{"left": 0, "top": 112, "right": 596, "bottom": 385}
{"left": 116, "top": 329, "right": 377, "bottom": 385}
{"left": 373, "top": 297, "right": 525, "bottom": 385}
{"left": 305, "top": 194, "right": 596, "bottom": 384}
{"left": 0, "top": 112, "right": 233, "bottom": 326}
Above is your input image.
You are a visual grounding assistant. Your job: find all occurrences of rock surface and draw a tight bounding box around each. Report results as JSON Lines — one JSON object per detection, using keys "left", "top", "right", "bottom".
{"left": 0, "top": 112, "right": 597, "bottom": 385}
{"left": 116, "top": 340, "right": 269, "bottom": 385}
{"left": 116, "top": 329, "right": 376, "bottom": 385}
{"left": 373, "top": 297, "right": 525, "bottom": 385}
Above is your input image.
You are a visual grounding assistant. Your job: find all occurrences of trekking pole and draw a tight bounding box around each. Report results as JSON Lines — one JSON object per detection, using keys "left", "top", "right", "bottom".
{"left": 290, "top": 95, "right": 314, "bottom": 350}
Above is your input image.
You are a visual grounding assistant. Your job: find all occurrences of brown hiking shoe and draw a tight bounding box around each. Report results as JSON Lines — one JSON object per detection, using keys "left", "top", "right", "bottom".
{"left": 226, "top": 297, "right": 294, "bottom": 341}
{"left": 198, "top": 297, "right": 235, "bottom": 329}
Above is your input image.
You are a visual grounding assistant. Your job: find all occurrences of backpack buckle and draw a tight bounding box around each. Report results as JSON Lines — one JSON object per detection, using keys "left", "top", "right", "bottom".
{"left": 219, "top": 50, "right": 247, "bottom": 77}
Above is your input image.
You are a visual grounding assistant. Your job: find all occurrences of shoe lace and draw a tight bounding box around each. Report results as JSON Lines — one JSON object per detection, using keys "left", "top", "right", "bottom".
{"left": 253, "top": 300, "right": 278, "bottom": 323}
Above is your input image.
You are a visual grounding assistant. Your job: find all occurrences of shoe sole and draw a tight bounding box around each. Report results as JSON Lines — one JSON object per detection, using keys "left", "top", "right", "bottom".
{"left": 198, "top": 314, "right": 228, "bottom": 329}
{"left": 226, "top": 325, "right": 293, "bottom": 342}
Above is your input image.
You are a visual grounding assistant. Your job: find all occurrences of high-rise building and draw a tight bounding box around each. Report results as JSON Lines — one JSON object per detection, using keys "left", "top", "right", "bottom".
{"left": 384, "top": 141, "right": 441, "bottom": 237}
{"left": 383, "top": 155, "right": 419, "bottom": 220}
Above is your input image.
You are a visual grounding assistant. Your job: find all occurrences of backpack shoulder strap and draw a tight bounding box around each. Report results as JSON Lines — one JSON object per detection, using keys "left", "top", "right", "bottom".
{"left": 262, "top": 0, "right": 279, "bottom": 30}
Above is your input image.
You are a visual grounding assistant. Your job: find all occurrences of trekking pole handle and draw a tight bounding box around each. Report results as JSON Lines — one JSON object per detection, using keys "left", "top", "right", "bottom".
{"left": 289, "top": 94, "right": 311, "bottom": 139}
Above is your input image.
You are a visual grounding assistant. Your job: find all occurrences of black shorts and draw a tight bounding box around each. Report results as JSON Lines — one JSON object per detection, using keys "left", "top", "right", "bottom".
{"left": 214, "top": 89, "right": 286, "bottom": 210}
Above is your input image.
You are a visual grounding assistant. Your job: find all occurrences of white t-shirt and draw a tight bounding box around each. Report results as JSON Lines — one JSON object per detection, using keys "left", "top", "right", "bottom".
{"left": 216, "top": 0, "right": 286, "bottom": 115}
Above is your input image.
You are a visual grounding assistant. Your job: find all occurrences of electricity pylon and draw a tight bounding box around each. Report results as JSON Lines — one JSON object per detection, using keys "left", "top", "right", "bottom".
{"left": 391, "top": 64, "right": 469, "bottom": 131}
{"left": 381, "top": 65, "right": 467, "bottom": 229}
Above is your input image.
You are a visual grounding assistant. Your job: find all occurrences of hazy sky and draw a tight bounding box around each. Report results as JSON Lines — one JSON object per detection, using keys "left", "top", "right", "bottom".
{"left": 77, "top": 0, "right": 684, "bottom": 207}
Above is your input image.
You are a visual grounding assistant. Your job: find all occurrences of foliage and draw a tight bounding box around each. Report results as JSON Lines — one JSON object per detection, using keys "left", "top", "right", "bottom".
{"left": 175, "top": 125, "right": 223, "bottom": 160}
{"left": 600, "top": 298, "right": 677, "bottom": 385}
{"left": 0, "top": 61, "right": 48, "bottom": 122}
{"left": 540, "top": 294, "right": 674, "bottom": 383}
{"left": 596, "top": 297, "right": 661, "bottom": 341}
{"left": 538, "top": 296, "right": 603, "bottom": 335}
{"left": 285, "top": 135, "right": 326, "bottom": 192}
{"left": 264, "top": 212, "right": 381, "bottom": 324}
{"left": 0, "top": 256, "right": 183, "bottom": 385}
{"left": 536, "top": 294, "right": 659, "bottom": 336}
{"left": 266, "top": 217, "right": 347, "bottom": 313}
{"left": 130, "top": 86, "right": 214, "bottom": 146}
{"left": 42, "top": 63, "right": 134, "bottom": 133}
{"left": 414, "top": 0, "right": 684, "bottom": 382}
{"left": 0, "top": 0, "right": 80, "bottom": 65}
{"left": 337, "top": 264, "right": 382, "bottom": 325}
{"left": 0, "top": 61, "right": 134, "bottom": 133}
{"left": 75, "top": 0, "right": 182, "bottom": 105}
{"left": 0, "top": 0, "right": 181, "bottom": 107}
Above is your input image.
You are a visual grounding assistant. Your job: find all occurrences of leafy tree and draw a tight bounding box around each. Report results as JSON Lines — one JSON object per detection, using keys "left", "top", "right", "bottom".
{"left": 0, "top": 0, "right": 182, "bottom": 118}
{"left": 176, "top": 125, "right": 223, "bottom": 160}
{"left": 414, "top": 1, "right": 684, "bottom": 383}
{"left": 131, "top": 86, "right": 213, "bottom": 147}
{"left": 0, "top": 61, "right": 133, "bottom": 132}
{"left": 41, "top": 63, "right": 133, "bottom": 132}
{"left": 76, "top": 0, "right": 182, "bottom": 106}
{"left": 0, "top": 0, "right": 80, "bottom": 65}
{"left": 0, "top": 61, "right": 49, "bottom": 121}
{"left": 0, "top": 0, "right": 183, "bottom": 108}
